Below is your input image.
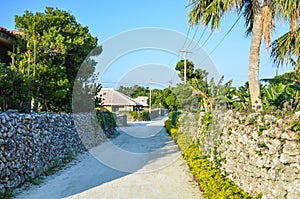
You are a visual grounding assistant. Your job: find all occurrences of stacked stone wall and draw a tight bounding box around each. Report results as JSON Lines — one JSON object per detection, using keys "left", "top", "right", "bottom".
{"left": 0, "top": 112, "right": 113, "bottom": 193}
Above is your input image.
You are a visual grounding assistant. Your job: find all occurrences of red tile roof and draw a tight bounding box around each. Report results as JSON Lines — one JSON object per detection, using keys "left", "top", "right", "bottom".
{"left": 0, "top": 26, "right": 19, "bottom": 38}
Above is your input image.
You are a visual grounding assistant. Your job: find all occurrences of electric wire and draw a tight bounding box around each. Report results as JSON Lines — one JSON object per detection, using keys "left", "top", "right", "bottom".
{"left": 181, "top": 26, "right": 191, "bottom": 49}
{"left": 185, "top": 25, "right": 199, "bottom": 50}
{"left": 190, "top": 25, "right": 208, "bottom": 51}
{"left": 198, "top": 12, "right": 244, "bottom": 64}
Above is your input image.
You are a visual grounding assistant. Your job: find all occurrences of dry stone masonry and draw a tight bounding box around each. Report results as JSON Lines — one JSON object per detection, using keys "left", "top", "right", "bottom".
{"left": 178, "top": 111, "right": 300, "bottom": 199}
{"left": 216, "top": 111, "right": 300, "bottom": 199}
{"left": 0, "top": 112, "right": 113, "bottom": 194}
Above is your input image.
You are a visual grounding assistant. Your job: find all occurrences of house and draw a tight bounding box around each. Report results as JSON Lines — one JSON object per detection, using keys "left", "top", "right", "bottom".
{"left": 99, "top": 88, "right": 143, "bottom": 112}
{"left": 0, "top": 26, "right": 18, "bottom": 65}
{"left": 133, "top": 96, "right": 148, "bottom": 107}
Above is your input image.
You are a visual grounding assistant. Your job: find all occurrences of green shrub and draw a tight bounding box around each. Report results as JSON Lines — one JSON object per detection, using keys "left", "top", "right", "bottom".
{"left": 169, "top": 128, "right": 178, "bottom": 139}
{"left": 96, "top": 111, "right": 117, "bottom": 129}
{"left": 129, "top": 110, "right": 150, "bottom": 121}
{"left": 164, "top": 119, "right": 172, "bottom": 132}
{"left": 168, "top": 111, "right": 181, "bottom": 126}
{"left": 174, "top": 133, "right": 251, "bottom": 199}
{"left": 165, "top": 118, "right": 179, "bottom": 139}
{"left": 164, "top": 112, "right": 251, "bottom": 198}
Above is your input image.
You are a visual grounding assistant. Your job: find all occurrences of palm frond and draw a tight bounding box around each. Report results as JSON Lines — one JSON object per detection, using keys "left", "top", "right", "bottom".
{"left": 271, "top": 24, "right": 300, "bottom": 68}
{"left": 188, "top": 0, "right": 230, "bottom": 31}
{"left": 243, "top": 0, "right": 254, "bottom": 36}
{"left": 274, "top": 0, "right": 300, "bottom": 32}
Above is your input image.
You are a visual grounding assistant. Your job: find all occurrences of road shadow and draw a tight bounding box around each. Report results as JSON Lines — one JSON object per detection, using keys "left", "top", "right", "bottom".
{"left": 13, "top": 118, "right": 179, "bottom": 199}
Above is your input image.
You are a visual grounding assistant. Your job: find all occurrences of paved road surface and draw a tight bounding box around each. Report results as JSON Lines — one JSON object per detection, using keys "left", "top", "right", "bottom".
{"left": 13, "top": 117, "right": 203, "bottom": 199}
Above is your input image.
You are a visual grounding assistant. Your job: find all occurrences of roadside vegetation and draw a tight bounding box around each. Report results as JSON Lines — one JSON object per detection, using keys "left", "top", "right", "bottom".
{"left": 0, "top": 8, "right": 116, "bottom": 198}
{"left": 165, "top": 113, "right": 252, "bottom": 198}
{"left": 0, "top": 1, "right": 298, "bottom": 198}
{"left": 164, "top": 62, "right": 299, "bottom": 198}
{"left": 162, "top": 5, "right": 299, "bottom": 194}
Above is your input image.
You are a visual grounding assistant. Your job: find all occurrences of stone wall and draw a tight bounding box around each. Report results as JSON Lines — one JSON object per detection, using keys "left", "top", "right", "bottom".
{"left": 149, "top": 108, "right": 168, "bottom": 119}
{"left": 178, "top": 111, "right": 300, "bottom": 199}
{"left": 0, "top": 112, "right": 112, "bottom": 194}
{"left": 115, "top": 114, "right": 127, "bottom": 127}
{"left": 216, "top": 111, "right": 300, "bottom": 199}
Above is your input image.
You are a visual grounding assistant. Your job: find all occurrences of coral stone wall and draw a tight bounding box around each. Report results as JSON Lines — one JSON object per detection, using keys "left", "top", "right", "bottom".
{"left": 178, "top": 111, "right": 300, "bottom": 199}
{"left": 216, "top": 111, "right": 300, "bottom": 199}
{"left": 0, "top": 112, "right": 113, "bottom": 194}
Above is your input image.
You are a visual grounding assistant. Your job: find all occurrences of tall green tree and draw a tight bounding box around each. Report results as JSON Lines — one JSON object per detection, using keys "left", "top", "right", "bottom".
{"left": 14, "top": 7, "right": 98, "bottom": 112}
{"left": 160, "top": 88, "right": 180, "bottom": 111}
{"left": 175, "top": 59, "right": 208, "bottom": 81}
{"left": 187, "top": 0, "right": 299, "bottom": 111}
{"left": 175, "top": 59, "right": 195, "bottom": 80}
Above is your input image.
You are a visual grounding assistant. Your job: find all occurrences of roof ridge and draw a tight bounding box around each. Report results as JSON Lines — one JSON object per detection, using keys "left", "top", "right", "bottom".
{"left": 100, "top": 88, "right": 138, "bottom": 106}
{"left": 0, "top": 26, "right": 19, "bottom": 38}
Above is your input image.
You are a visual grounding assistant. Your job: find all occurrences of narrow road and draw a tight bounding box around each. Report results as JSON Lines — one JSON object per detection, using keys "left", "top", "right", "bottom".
{"left": 13, "top": 117, "right": 203, "bottom": 199}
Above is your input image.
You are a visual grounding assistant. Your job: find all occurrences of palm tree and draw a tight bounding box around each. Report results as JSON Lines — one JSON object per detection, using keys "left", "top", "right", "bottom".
{"left": 187, "top": 0, "right": 299, "bottom": 111}
{"left": 271, "top": 24, "right": 300, "bottom": 71}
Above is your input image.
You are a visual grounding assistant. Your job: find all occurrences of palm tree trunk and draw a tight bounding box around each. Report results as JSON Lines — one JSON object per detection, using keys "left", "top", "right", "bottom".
{"left": 248, "top": 11, "right": 263, "bottom": 111}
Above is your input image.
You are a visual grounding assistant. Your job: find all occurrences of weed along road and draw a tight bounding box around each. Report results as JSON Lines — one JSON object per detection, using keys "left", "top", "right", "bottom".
{"left": 13, "top": 117, "right": 203, "bottom": 199}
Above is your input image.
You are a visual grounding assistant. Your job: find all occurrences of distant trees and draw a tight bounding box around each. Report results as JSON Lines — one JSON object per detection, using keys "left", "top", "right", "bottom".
{"left": 117, "top": 85, "right": 181, "bottom": 111}
{"left": 1, "top": 7, "right": 99, "bottom": 112}
{"left": 118, "top": 85, "right": 149, "bottom": 98}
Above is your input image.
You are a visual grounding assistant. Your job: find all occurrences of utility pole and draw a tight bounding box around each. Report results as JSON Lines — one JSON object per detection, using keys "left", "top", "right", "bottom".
{"left": 179, "top": 48, "right": 192, "bottom": 84}
{"left": 149, "top": 79, "right": 152, "bottom": 113}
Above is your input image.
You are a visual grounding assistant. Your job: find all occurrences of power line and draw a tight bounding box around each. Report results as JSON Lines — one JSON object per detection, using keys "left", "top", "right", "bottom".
{"left": 190, "top": 25, "right": 208, "bottom": 51}
{"left": 186, "top": 30, "right": 213, "bottom": 53}
{"left": 208, "top": 12, "right": 243, "bottom": 55}
{"left": 198, "top": 12, "right": 243, "bottom": 64}
{"left": 181, "top": 26, "right": 191, "bottom": 49}
{"left": 201, "top": 32, "right": 213, "bottom": 48}
{"left": 185, "top": 25, "right": 199, "bottom": 49}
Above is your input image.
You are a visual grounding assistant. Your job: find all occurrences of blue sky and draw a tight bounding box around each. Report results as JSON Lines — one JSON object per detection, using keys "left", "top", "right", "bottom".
{"left": 1, "top": 0, "right": 293, "bottom": 87}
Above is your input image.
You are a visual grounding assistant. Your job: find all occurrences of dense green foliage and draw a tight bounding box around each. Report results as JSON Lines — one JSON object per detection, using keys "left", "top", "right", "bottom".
{"left": 3, "top": 7, "right": 99, "bottom": 112}
{"left": 160, "top": 88, "right": 180, "bottom": 111}
{"left": 0, "top": 63, "right": 31, "bottom": 112}
{"left": 164, "top": 111, "right": 181, "bottom": 139}
{"left": 117, "top": 60, "right": 300, "bottom": 115}
{"left": 96, "top": 111, "right": 117, "bottom": 131}
{"left": 175, "top": 59, "right": 196, "bottom": 80}
{"left": 168, "top": 111, "right": 181, "bottom": 126}
{"left": 261, "top": 71, "right": 300, "bottom": 112}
